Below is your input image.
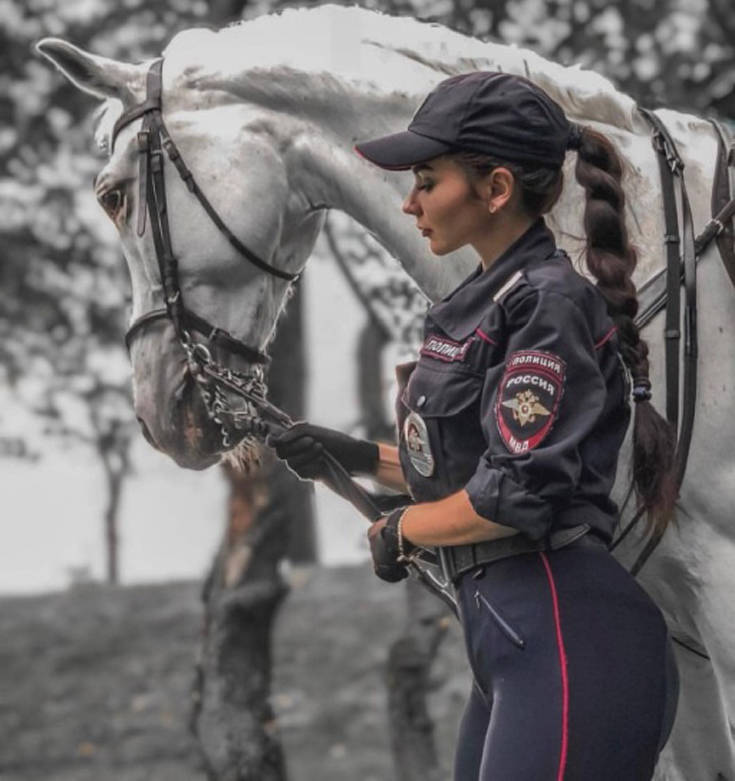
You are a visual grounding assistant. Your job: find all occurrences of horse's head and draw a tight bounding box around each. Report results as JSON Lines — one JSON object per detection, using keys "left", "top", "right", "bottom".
{"left": 37, "top": 39, "right": 325, "bottom": 470}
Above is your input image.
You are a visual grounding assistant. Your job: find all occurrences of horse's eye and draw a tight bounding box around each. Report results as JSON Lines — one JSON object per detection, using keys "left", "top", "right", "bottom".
{"left": 98, "top": 188, "right": 124, "bottom": 220}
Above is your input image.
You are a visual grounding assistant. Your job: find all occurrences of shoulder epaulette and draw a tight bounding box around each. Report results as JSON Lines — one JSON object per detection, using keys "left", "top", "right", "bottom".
{"left": 492, "top": 269, "right": 525, "bottom": 303}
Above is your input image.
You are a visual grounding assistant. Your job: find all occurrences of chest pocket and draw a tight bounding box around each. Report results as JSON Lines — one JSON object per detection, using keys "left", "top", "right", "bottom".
{"left": 404, "top": 362, "right": 482, "bottom": 416}
{"left": 400, "top": 362, "right": 486, "bottom": 501}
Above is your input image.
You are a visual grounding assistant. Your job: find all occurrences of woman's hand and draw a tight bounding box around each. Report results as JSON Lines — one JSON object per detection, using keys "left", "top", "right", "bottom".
{"left": 269, "top": 422, "right": 379, "bottom": 481}
{"left": 367, "top": 515, "right": 409, "bottom": 583}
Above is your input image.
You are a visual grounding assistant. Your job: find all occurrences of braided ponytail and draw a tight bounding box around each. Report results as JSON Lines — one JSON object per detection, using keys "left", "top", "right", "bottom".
{"left": 572, "top": 126, "right": 677, "bottom": 532}
{"left": 452, "top": 131, "right": 678, "bottom": 532}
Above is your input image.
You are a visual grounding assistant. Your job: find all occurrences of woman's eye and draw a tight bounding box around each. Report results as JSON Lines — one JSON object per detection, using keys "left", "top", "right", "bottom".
{"left": 416, "top": 180, "right": 433, "bottom": 192}
{"left": 98, "top": 188, "right": 124, "bottom": 220}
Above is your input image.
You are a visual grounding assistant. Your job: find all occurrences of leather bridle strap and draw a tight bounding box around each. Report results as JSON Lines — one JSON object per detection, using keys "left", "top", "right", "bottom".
{"left": 123, "top": 304, "right": 271, "bottom": 364}
{"left": 112, "top": 58, "right": 297, "bottom": 364}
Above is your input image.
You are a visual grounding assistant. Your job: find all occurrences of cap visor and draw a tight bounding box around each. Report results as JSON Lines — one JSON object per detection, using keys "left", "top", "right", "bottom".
{"left": 354, "top": 130, "right": 452, "bottom": 170}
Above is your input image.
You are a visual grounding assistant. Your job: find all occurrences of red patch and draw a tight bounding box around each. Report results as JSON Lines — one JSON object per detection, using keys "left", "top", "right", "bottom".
{"left": 495, "top": 350, "right": 565, "bottom": 454}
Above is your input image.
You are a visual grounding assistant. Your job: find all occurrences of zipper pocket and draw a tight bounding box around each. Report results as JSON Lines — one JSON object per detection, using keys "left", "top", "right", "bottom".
{"left": 474, "top": 589, "right": 526, "bottom": 650}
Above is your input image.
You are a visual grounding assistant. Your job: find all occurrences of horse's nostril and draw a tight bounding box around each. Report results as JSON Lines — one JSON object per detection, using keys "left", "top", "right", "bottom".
{"left": 136, "top": 416, "right": 157, "bottom": 447}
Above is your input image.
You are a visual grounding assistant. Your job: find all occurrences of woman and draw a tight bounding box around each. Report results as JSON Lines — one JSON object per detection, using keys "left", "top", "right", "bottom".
{"left": 271, "top": 72, "right": 679, "bottom": 780}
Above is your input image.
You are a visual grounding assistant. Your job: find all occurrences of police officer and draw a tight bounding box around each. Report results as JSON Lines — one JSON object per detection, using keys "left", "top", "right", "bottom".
{"left": 271, "top": 72, "right": 679, "bottom": 780}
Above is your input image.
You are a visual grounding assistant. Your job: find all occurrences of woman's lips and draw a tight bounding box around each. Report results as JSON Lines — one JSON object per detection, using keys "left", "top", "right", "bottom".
{"left": 421, "top": 228, "right": 432, "bottom": 237}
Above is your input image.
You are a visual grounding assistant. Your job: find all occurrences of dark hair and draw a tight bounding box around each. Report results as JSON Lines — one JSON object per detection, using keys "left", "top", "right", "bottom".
{"left": 451, "top": 134, "right": 677, "bottom": 533}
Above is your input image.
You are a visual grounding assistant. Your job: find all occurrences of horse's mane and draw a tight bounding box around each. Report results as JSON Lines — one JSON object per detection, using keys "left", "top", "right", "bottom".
{"left": 160, "top": 4, "right": 639, "bottom": 131}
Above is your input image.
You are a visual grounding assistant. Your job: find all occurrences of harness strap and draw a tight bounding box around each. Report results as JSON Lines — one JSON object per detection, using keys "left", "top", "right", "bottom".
{"left": 709, "top": 119, "right": 735, "bottom": 286}
{"left": 639, "top": 108, "right": 683, "bottom": 433}
{"left": 626, "top": 109, "right": 699, "bottom": 576}
{"left": 635, "top": 121, "right": 735, "bottom": 328}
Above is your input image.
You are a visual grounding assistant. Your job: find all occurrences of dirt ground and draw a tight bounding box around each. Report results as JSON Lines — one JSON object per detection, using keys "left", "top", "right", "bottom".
{"left": 0, "top": 565, "right": 470, "bottom": 781}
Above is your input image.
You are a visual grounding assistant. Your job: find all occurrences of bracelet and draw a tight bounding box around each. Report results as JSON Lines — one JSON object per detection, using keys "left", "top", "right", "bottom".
{"left": 396, "top": 508, "right": 409, "bottom": 563}
{"left": 385, "top": 507, "right": 414, "bottom": 564}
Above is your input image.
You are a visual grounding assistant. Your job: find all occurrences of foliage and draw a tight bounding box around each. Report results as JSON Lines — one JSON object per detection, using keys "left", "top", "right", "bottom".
{"left": 0, "top": 0, "right": 215, "bottom": 398}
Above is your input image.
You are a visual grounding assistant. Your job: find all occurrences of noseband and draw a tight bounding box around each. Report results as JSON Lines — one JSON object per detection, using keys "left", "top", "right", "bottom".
{"left": 112, "top": 58, "right": 299, "bottom": 447}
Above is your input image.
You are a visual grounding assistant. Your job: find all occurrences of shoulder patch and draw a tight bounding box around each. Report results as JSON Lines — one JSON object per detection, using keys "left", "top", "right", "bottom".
{"left": 495, "top": 350, "right": 565, "bottom": 454}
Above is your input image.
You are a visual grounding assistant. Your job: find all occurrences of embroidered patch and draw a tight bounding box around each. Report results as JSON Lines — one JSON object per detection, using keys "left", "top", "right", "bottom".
{"left": 495, "top": 350, "right": 565, "bottom": 454}
{"left": 403, "top": 411, "right": 435, "bottom": 477}
{"left": 420, "top": 334, "right": 473, "bottom": 363}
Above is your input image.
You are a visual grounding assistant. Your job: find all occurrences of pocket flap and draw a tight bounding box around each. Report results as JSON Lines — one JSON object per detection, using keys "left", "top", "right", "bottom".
{"left": 404, "top": 364, "right": 483, "bottom": 417}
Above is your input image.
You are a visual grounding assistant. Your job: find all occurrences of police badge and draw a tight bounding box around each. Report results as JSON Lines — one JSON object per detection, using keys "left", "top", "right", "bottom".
{"left": 403, "top": 411, "right": 435, "bottom": 477}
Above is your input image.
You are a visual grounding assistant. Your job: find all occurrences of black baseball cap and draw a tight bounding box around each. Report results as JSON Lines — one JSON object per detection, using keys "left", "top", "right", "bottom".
{"left": 354, "top": 71, "right": 578, "bottom": 170}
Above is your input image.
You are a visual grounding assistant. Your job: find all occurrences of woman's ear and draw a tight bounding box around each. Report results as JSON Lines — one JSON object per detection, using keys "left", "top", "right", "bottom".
{"left": 487, "top": 167, "right": 515, "bottom": 214}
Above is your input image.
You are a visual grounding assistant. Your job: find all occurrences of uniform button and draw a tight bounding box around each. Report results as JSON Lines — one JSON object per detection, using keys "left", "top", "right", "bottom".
{"left": 417, "top": 395, "right": 427, "bottom": 408}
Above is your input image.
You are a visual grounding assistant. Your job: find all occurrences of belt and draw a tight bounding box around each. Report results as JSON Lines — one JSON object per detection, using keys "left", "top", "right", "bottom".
{"left": 440, "top": 523, "right": 607, "bottom": 582}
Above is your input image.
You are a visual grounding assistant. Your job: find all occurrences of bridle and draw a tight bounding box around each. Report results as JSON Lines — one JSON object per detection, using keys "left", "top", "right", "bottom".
{"left": 111, "top": 58, "right": 459, "bottom": 612}
{"left": 112, "top": 58, "right": 300, "bottom": 449}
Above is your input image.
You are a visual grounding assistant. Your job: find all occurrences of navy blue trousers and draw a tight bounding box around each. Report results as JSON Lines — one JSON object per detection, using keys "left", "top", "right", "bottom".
{"left": 453, "top": 542, "right": 679, "bottom": 780}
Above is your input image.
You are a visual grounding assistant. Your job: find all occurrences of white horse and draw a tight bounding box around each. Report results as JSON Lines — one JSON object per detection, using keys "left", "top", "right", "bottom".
{"left": 37, "top": 6, "right": 735, "bottom": 779}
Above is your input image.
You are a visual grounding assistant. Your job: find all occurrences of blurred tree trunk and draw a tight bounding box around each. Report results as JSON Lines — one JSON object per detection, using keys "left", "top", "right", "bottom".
{"left": 96, "top": 419, "right": 133, "bottom": 586}
{"left": 191, "top": 283, "right": 314, "bottom": 780}
{"left": 356, "top": 321, "right": 394, "bottom": 443}
{"left": 387, "top": 580, "right": 451, "bottom": 781}
{"left": 103, "top": 463, "right": 122, "bottom": 584}
{"left": 355, "top": 317, "right": 451, "bottom": 780}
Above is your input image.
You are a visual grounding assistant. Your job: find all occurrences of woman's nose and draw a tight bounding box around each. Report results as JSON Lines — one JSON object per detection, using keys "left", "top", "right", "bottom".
{"left": 402, "top": 189, "right": 420, "bottom": 215}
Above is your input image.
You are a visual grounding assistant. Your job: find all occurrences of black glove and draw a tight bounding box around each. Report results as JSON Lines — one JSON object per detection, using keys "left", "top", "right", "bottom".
{"left": 368, "top": 508, "right": 414, "bottom": 583}
{"left": 268, "top": 422, "right": 379, "bottom": 481}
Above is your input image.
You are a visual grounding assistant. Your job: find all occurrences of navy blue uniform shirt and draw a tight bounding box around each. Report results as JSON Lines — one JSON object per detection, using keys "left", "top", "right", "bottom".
{"left": 395, "top": 217, "right": 630, "bottom": 544}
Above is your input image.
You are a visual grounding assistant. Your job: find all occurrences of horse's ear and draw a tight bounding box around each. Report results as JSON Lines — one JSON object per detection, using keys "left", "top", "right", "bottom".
{"left": 36, "top": 39, "right": 138, "bottom": 102}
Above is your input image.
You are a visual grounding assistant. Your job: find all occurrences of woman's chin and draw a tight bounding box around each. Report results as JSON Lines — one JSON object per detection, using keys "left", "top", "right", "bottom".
{"left": 429, "top": 239, "right": 456, "bottom": 256}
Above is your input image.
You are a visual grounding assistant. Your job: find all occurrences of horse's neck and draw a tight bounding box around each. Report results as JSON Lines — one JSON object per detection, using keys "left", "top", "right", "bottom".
{"left": 268, "top": 78, "right": 474, "bottom": 300}
{"left": 232, "top": 66, "right": 718, "bottom": 300}
{"left": 282, "top": 78, "right": 639, "bottom": 299}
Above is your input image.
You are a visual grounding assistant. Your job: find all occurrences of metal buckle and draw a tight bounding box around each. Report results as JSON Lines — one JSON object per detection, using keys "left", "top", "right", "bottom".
{"left": 162, "top": 137, "right": 179, "bottom": 160}
{"left": 192, "top": 343, "right": 212, "bottom": 364}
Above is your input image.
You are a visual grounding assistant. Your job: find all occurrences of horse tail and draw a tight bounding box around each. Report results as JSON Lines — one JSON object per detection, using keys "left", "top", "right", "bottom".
{"left": 572, "top": 126, "right": 677, "bottom": 534}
